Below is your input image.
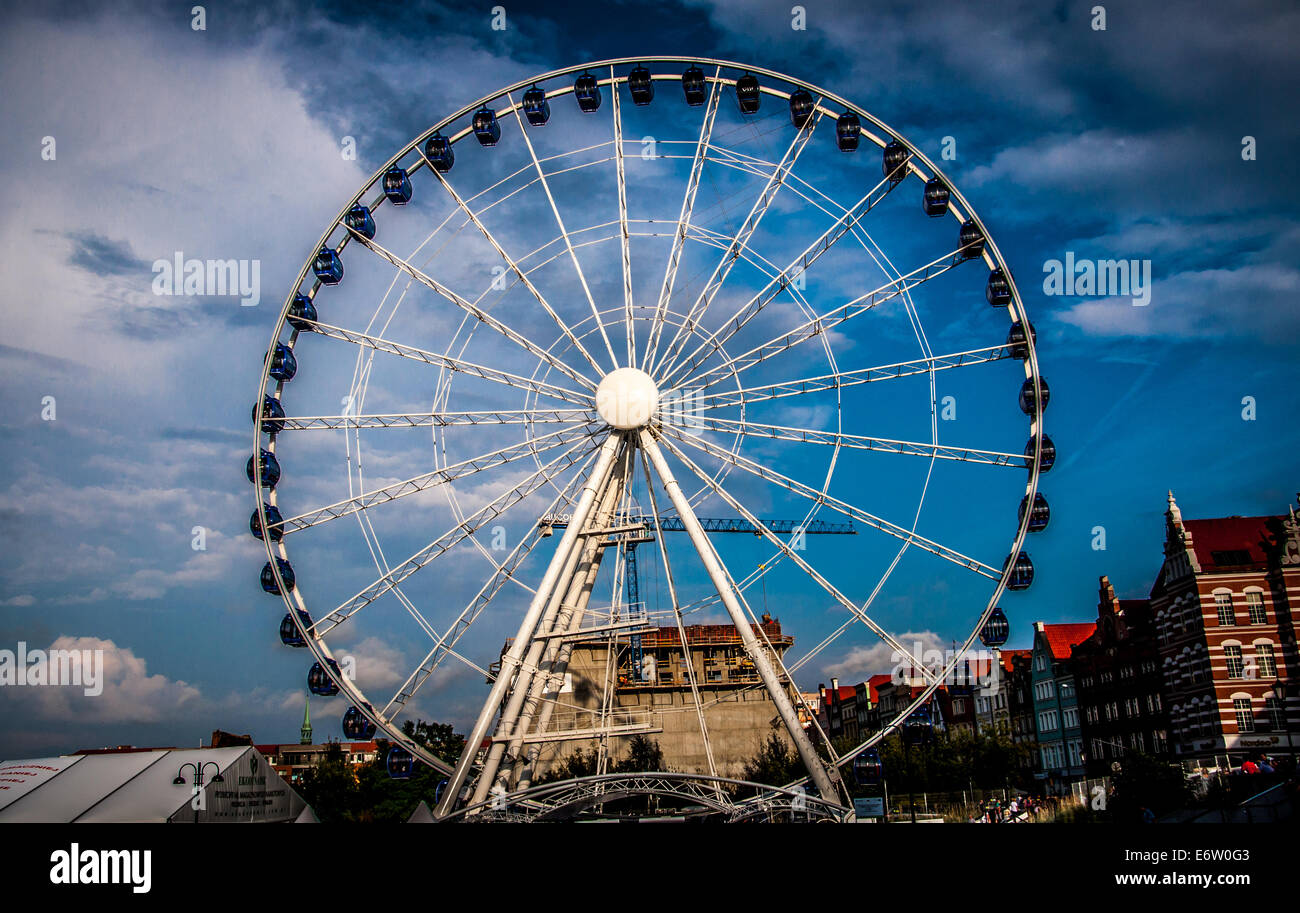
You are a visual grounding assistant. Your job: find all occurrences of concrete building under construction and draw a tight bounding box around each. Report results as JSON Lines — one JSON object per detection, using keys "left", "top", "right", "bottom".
{"left": 517, "top": 616, "right": 801, "bottom": 784}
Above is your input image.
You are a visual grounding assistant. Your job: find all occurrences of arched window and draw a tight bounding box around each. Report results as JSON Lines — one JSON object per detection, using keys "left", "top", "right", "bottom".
{"left": 1252, "top": 640, "right": 1276, "bottom": 678}
{"left": 1244, "top": 588, "right": 1267, "bottom": 625}
{"left": 1230, "top": 693, "right": 1254, "bottom": 733}
{"left": 1222, "top": 641, "right": 1244, "bottom": 679}
{"left": 1213, "top": 589, "right": 1236, "bottom": 626}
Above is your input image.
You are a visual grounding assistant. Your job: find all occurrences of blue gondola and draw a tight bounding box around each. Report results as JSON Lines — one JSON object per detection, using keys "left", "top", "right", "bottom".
{"left": 386, "top": 746, "right": 414, "bottom": 780}
{"left": 523, "top": 85, "right": 550, "bottom": 125}
{"left": 923, "top": 177, "right": 949, "bottom": 217}
{"left": 1006, "top": 320, "right": 1035, "bottom": 359}
{"left": 682, "top": 65, "right": 706, "bottom": 106}
{"left": 1020, "top": 493, "right": 1050, "bottom": 532}
{"left": 424, "top": 132, "right": 454, "bottom": 171}
{"left": 250, "top": 504, "right": 284, "bottom": 542}
{"left": 382, "top": 166, "right": 412, "bottom": 204}
{"left": 835, "top": 111, "right": 860, "bottom": 152}
{"left": 260, "top": 558, "right": 295, "bottom": 594}
{"left": 958, "top": 219, "right": 985, "bottom": 259}
{"left": 1004, "top": 551, "right": 1034, "bottom": 590}
{"left": 280, "top": 609, "right": 312, "bottom": 647}
{"left": 986, "top": 268, "right": 1012, "bottom": 307}
{"left": 287, "top": 293, "right": 317, "bottom": 331}
{"left": 313, "top": 246, "right": 343, "bottom": 284}
{"left": 628, "top": 66, "right": 654, "bottom": 105}
{"left": 342, "top": 704, "right": 377, "bottom": 739}
{"left": 882, "top": 140, "right": 909, "bottom": 181}
{"left": 344, "top": 203, "right": 376, "bottom": 240}
{"left": 903, "top": 704, "right": 935, "bottom": 745}
{"left": 307, "top": 659, "right": 340, "bottom": 696}
{"left": 736, "top": 73, "right": 760, "bottom": 113}
{"left": 246, "top": 449, "right": 281, "bottom": 489}
{"left": 788, "top": 88, "right": 814, "bottom": 128}
{"left": 852, "top": 748, "right": 884, "bottom": 786}
{"left": 980, "top": 607, "right": 1010, "bottom": 648}
{"left": 1019, "top": 377, "right": 1050, "bottom": 414}
{"left": 1026, "top": 434, "right": 1056, "bottom": 472}
{"left": 472, "top": 107, "right": 500, "bottom": 146}
{"left": 574, "top": 72, "right": 601, "bottom": 112}
{"left": 253, "top": 396, "right": 286, "bottom": 434}
{"left": 266, "top": 343, "right": 297, "bottom": 382}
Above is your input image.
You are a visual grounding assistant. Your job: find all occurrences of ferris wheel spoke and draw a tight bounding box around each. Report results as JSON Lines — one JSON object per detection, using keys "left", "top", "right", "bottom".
{"left": 656, "top": 431, "right": 941, "bottom": 685}
{"left": 276, "top": 407, "right": 592, "bottom": 431}
{"left": 610, "top": 66, "right": 636, "bottom": 368}
{"left": 657, "top": 160, "right": 909, "bottom": 390}
{"left": 300, "top": 318, "right": 591, "bottom": 406}
{"left": 651, "top": 101, "right": 826, "bottom": 380}
{"left": 691, "top": 344, "right": 1011, "bottom": 412}
{"left": 677, "top": 240, "right": 981, "bottom": 393}
{"left": 507, "top": 91, "right": 620, "bottom": 370}
{"left": 382, "top": 448, "right": 602, "bottom": 719}
{"left": 662, "top": 425, "right": 999, "bottom": 579}
{"left": 636, "top": 445, "right": 721, "bottom": 781}
{"left": 687, "top": 416, "right": 1029, "bottom": 469}
{"left": 413, "top": 149, "right": 609, "bottom": 380}
{"left": 346, "top": 230, "right": 599, "bottom": 391}
{"left": 313, "top": 435, "right": 601, "bottom": 638}
{"left": 641, "top": 67, "right": 723, "bottom": 373}
{"left": 280, "top": 426, "right": 593, "bottom": 534}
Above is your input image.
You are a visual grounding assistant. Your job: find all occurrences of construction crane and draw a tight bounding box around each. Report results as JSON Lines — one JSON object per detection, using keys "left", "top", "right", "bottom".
{"left": 539, "top": 515, "right": 856, "bottom": 680}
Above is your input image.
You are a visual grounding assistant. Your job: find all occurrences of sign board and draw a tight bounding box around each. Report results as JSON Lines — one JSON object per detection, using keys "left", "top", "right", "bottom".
{"left": 853, "top": 796, "right": 885, "bottom": 818}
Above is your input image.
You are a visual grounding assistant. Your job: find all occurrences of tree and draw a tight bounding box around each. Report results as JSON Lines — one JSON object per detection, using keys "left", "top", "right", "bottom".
{"left": 742, "top": 733, "right": 801, "bottom": 786}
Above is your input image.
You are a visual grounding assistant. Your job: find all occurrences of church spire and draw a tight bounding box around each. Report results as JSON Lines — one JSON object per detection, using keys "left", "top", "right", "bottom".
{"left": 300, "top": 694, "right": 313, "bottom": 745}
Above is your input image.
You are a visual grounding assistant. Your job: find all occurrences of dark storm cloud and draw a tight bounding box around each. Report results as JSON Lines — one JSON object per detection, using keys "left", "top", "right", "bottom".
{"left": 66, "top": 232, "right": 149, "bottom": 276}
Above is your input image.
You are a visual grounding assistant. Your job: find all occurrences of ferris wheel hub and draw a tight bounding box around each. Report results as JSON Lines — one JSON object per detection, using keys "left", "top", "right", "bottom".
{"left": 595, "top": 367, "right": 660, "bottom": 430}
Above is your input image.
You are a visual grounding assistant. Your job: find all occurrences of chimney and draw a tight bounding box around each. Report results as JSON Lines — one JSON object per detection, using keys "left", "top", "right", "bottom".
{"left": 831, "top": 677, "right": 840, "bottom": 692}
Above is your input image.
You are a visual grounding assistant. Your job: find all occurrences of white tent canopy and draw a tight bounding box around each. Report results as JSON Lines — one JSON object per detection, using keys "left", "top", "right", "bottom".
{"left": 0, "top": 746, "right": 311, "bottom": 823}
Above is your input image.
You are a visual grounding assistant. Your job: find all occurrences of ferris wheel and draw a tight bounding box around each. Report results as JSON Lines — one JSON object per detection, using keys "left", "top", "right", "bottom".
{"left": 251, "top": 57, "right": 1051, "bottom": 818}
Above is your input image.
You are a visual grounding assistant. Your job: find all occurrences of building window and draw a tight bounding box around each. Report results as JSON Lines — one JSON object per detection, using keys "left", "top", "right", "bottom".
{"left": 1215, "top": 592, "right": 1236, "bottom": 626}
{"left": 1224, "top": 645, "right": 1244, "bottom": 679}
{"left": 1245, "top": 591, "right": 1267, "bottom": 625}
{"left": 1255, "top": 643, "right": 1276, "bottom": 678}
{"left": 1153, "top": 730, "right": 1168, "bottom": 753}
{"left": 1265, "top": 698, "right": 1285, "bottom": 730}
{"left": 1234, "top": 697, "right": 1254, "bottom": 733}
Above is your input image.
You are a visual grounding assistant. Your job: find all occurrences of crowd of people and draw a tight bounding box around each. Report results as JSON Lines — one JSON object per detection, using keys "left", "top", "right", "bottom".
{"left": 973, "top": 793, "right": 1056, "bottom": 823}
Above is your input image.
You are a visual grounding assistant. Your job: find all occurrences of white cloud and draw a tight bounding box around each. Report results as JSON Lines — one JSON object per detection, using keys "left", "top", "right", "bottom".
{"left": 821, "top": 629, "right": 947, "bottom": 682}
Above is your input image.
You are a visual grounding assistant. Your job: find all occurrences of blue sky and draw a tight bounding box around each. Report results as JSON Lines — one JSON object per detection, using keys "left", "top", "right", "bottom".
{"left": 1, "top": 0, "right": 1297, "bottom": 758}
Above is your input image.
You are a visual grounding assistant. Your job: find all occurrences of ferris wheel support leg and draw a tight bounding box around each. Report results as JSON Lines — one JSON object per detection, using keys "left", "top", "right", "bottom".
{"left": 505, "top": 471, "right": 621, "bottom": 789}
{"left": 639, "top": 429, "right": 843, "bottom": 805}
{"left": 434, "top": 432, "right": 625, "bottom": 819}
{"left": 467, "top": 442, "right": 629, "bottom": 810}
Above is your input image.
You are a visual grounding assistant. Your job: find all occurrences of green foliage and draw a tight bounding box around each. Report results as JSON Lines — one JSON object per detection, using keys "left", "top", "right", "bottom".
{"left": 535, "top": 735, "right": 669, "bottom": 784}
{"left": 741, "top": 733, "right": 802, "bottom": 786}
{"left": 295, "top": 718, "right": 466, "bottom": 823}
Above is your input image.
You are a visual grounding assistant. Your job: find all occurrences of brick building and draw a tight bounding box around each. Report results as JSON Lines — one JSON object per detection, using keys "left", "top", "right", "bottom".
{"left": 1150, "top": 492, "right": 1298, "bottom": 763}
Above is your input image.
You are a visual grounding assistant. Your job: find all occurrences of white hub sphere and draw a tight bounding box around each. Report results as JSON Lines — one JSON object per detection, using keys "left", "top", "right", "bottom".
{"left": 595, "top": 368, "right": 660, "bottom": 430}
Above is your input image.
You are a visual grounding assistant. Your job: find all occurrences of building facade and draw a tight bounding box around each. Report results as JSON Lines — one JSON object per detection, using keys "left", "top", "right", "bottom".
{"left": 1029, "top": 621, "right": 1095, "bottom": 793}
{"left": 1072, "top": 576, "right": 1171, "bottom": 777}
{"left": 1150, "top": 492, "right": 1299, "bottom": 763}
{"left": 529, "top": 619, "right": 799, "bottom": 782}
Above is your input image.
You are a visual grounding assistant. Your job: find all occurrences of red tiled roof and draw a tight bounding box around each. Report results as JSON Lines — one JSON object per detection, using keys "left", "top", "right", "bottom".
{"left": 1000, "top": 649, "right": 1031, "bottom": 673}
{"left": 866, "top": 674, "right": 892, "bottom": 703}
{"left": 1183, "top": 516, "right": 1278, "bottom": 570}
{"left": 1040, "top": 623, "right": 1097, "bottom": 660}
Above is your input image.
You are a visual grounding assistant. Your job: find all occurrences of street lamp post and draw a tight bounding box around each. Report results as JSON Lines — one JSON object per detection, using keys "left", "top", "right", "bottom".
{"left": 174, "top": 761, "right": 224, "bottom": 824}
{"left": 1274, "top": 680, "right": 1295, "bottom": 773}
